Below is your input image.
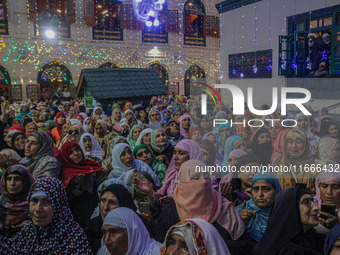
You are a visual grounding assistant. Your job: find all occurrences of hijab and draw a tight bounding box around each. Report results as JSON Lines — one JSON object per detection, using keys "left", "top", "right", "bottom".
{"left": 161, "top": 218, "right": 231, "bottom": 255}
{"left": 60, "top": 141, "right": 104, "bottom": 189}
{"left": 161, "top": 109, "right": 172, "bottom": 123}
{"left": 101, "top": 184, "right": 137, "bottom": 212}
{"left": 79, "top": 133, "right": 103, "bottom": 159}
{"left": 271, "top": 128, "right": 291, "bottom": 162}
{"left": 15, "top": 104, "right": 34, "bottom": 121}
{"left": 148, "top": 109, "right": 163, "bottom": 130}
{"left": 135, "top": 128, "right": 152, "bottom": 147}
{"left": 98, "top": 207, "right": 162, "bottom": 255}
{"left": 111, "top": 108, "right": 122, "bottom": 125}
{"left": 179, "top": 115, "right": 192, "bottom": 138}
{"left": 251, "top": 128, "right": 273, "bottom": 165}
{"left": 128, "top": 124, "right": 143, "bottom": 148}
{"left": 47, "top": 106, "right": 59, "bottom": 120}
{"left": 218, "top": 123, "right": 235, "bottom": 144}
{"left": 324, "top": 223, "right": 340, "bottom": 255}
{"left": 174, "top": 160, "right": 245, "bottom": 240}
{"left": 316, "top": 137, "right": 340, "bottom": 166}
{"left": 165, "top": 121, "right": 185, "bottom": 147}
{"left": 55, "top": 112, "right": 66, "bottom": 136}
{"left": 223, "top": 135, "right": 243, "bottom": 166}
{"left": 9, "top": 132, "right": 26, "bottom": 158}
{"left": 315, "top": 171, "right": 340, "bottom": 208}
{"left": 150, "top": 129, "right": 168, "bottom": 153}
{"left": 0, "top": 177, "right": 92, "bottom": 254}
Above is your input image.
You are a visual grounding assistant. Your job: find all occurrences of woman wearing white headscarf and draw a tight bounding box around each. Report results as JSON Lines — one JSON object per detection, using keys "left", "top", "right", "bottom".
{"left": 316, "top": 137, "right": 340, "bottom": 167}
{"left": 107, "top": 143, "right": 160, "bottom": 192}
{"left": 161, "top": 218, "right": 231, "bottom": 255}
{"left": 98, "top": 207, "right": 162, "bottom": 255}
{"left": 148, "top": 109, "right": 164, "bottom": 130}
{"left": 135, "top": 128, "right": 153, "bottom": 147}
{"left": 79, "top": 133, "right": 103, "bottom": 163}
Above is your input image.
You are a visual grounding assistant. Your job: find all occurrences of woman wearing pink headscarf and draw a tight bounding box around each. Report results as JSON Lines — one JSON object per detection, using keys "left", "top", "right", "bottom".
{"left": 270, "top": 128, "right": 291, "bottom": 162}
{"left": 179, "top": 115, "right": 193, "bottom": 138}
{"left": 158, "top": 139, "right": 217, "bottom": 198}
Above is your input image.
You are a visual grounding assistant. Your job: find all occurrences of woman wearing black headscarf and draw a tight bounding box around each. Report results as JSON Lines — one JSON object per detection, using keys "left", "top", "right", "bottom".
{"left": 251, "top": 127, "right": 273, "bottom": 165}
{"left": 10, "top": 132, "right": 26, "bottom": 158}
{"left": 256, "top": 186, "right": 326, "bottom": 255}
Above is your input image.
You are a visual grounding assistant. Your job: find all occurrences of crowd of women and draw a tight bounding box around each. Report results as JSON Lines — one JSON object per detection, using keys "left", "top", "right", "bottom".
{"left": 0, "top": 95, "right": 339, "bottom": 255}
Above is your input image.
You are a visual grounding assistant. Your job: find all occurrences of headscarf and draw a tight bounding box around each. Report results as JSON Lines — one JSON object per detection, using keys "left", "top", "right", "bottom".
{"left": 223, "top": 135, "right": 243, "bottom": 166}
{"left": 124, "top": 109, "right": 135, "bottom": 120}
{"left": 251, "top": 128, "right": 273, "bottom": 165}
{"left": 108, "top": 143, "right": 160, "bottom": 191}
{"left": 315, "top": 171, "right": 340, "bottom": 208}
{"left": 94, "top": 119, "right": 108, "bottom": 147}
{"left": 44, "top": 120, "right": 56, "bottom": 129}
{"left": 174, "top": 160, "right": 245, "bottom": 240}
{"left": 60, "top": 141, "right": 104, "bottom": 189}
{"left": 47, "top": 106, "right": 59, "bottom": 120}
{"left": 55, "top": 112, "right": 66, "bottom": 136}
{"left": 324, "top": 223, "right": 340, "bottom": 255}
{"left": 158, "top": 139, "right": 204, "bottom": 196}
{"left": 101, "top": 184, "right": 137, "bottom": 212}
{"left": 98, "top": 207, "right": 162, "bottom": 255}
{"left": 319, "top": 121, "right": 340, "bottom": 139}
{"left": 111, "top": 108, "right": 122, "bottom": 125}
{"left": 112, "top": 103, "right": 121, "bottom": 111}
{"left": 179, "top": 115, "right": 192, "bottom": 138}
{"left": 73, "top": 114, "right": 84, "bottom": 124}
{"left": 271, "top": 128, "right": 291, "bottom": 162}
{"left": 256, "top": 187, "right": 311, "bottom": 255}
{"left": 15, "top": 104, "right": 34, "bottom": 121}
{"left": 135, "top": 128, "right": 153, "bottom": 147}
{"left": 150, "top": 129, "right": 168, "bottom": 153}
{"left": 128, "top": 124, "right": 143, "bottom": 148}
{"left": 10, "top": 132, "right": 26, "bottom": 158}
{"left": 165, "top": 121, "right": 185, "bottom": 147}
{"left": 316, "top": 137, "right": 340, "bottom": 166}
{"left": 0, "top": 177, "right": 92, "bottom": 254}
{"left": 236, "top": 172, "right": 281, "bottom": 243}
{"left": 0, "top": 165, "right": 34, "bottom": 237}
{"left": 161, "top": 109, "right": 172, "bottom": 123}
{"left": 7, "top": 126, "right": 25, "bottom": 135}
{"left": 161, "top": 218, "right": 230, "bottom": 255}
{"left": 295, "top": 113, "right": 319, "bottom": 155}
{"left": 218, "top": 123, "right": 235, "bottom": 144}
{"left": 79, "top": 133, "right": 103, "bottom": 159}
{"left": 92, "top": 106, "right": 105, "bottom": 118}
{"left": 123, "top": 102, "right": 133, "bottom": 112}
{"left": 148, "top": 109, "right": 163, "bottom": 130}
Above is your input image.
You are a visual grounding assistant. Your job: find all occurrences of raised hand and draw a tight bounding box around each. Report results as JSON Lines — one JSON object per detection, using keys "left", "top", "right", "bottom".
{"left": 239, "top": 201, "right": 256, "bottom": 223}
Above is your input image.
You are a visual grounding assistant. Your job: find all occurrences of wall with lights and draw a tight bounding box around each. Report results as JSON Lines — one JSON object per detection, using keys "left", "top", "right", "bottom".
{"left": 219, "top": 0, "right": 340, "bottom": 109}
{"left": 0, "top": 0, "right": 220, "bottom": 100}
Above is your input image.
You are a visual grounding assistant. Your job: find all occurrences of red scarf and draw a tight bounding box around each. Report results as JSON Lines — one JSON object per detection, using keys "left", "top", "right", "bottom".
{"left": 55, "top": 112, "right": 66, "bottom": 136}
{"left": 60, "top": 141, "right": 104, "bottom": 189}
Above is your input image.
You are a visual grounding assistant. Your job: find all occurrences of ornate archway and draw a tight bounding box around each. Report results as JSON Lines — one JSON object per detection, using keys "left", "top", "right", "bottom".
{"left": 150, "top": 63, "right": 169, "bottom": 86}
{"left": 184, "top": 65, "right": 205, "bottom": 96}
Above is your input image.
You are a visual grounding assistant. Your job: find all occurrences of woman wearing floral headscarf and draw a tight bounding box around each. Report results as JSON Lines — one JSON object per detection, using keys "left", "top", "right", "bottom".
{"left": 0, "top": 177, "right": 93, "bottom": 254}
{"left": 150, "top": 129, "right": 174, "bottom": 164}
{"left": 0, "top": 165, "right": 34, "bottom": 237}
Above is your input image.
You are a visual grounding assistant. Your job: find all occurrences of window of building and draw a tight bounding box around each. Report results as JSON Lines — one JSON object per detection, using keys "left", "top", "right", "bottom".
{"left": 279, "top": 4, "right": 340, "bottom": 77}
{"left": 33, "top": 0, "right": 72, "bottom": 38}
{"left": 184, "top": 0, "right": 206, "bottom": 46}
{"left": 0, "top": 0, "right": 8, "bottom": 35}
{"left": 142, "top": 5, "right": 168, "bottom": 44}
{"left": 93, "top": 0, "right": 123, "bottom": 41}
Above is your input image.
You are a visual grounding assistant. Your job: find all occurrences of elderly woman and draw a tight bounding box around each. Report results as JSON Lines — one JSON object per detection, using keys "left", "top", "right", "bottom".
{"left": 157, "top": 160, "right": 249, "bottom": 254}
{"left": 164, "top": 121, "right": 185, "bottom": 147}
{"left": 273, "top": 129, "right": 316, "bottom": 190}
{"left": 79, "top": 133, "right": 103, "bottom": 163}
{"left": 107, "top": 143, "right": 160, "bottom": 192}
{"left": 0, "top": 165, "right": 34, "bottom": 237}
{"left": 0, "top": 177, "right": 92, "bottom": 254}
{"left": 111, "top": 108, "right": 122, "bottom": 125}
{"left": 135, "top": 128, "right": 153, "bottom": 147}
{"left": 256, "top": 187, "right": 326, "bottom": 255}
{"left": 60, "top": 141, "right": 105, "bottom": 228}
{"left": 10, "top": 132, "right": 26, "bottom": 158}
{"left": 98, "top": 207, "right": 162, "bottom": 255}
{"left": 237, "top": 172, "right": 281, "bottom": 243}
{"left": 19, "top": 131, "right": 60, "bottom": 178}
{"left": 161, "top": 218, "right": 230, "bottom": 254}
{"left": 94, "top": 119, "right": 108, "bottom": 148}
{"left": 85, "top": 183, "right": 138, "bottom": 254}
{"left": 148, "top": 109, "right": 163, "bottom": 129}
{"left": 150, "top": 129, "right": 174, "bottom": 164}
{"left": 179, "top": 115, "right": 192, "bottom": 138}
{"left": 316, "top": 137, "right": 340, "bottom": 167}
{"left": 59, "top": 124, "right": 84, "bottom": 147}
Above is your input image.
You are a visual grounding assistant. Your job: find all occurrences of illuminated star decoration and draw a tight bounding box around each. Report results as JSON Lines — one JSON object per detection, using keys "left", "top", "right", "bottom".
{"left": 131, "top": 0, "right": 165, "bottom": 27}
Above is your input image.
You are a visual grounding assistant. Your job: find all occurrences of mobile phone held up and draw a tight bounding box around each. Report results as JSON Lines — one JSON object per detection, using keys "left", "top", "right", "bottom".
{"left": 321, "top": 204, "right": 336, "bottom": 217}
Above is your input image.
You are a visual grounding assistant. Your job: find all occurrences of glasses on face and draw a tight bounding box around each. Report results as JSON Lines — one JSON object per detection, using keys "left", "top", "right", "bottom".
{"left": 299, "top": 197, "right": 318, "bottom": 207}
{"left": 69, "top": 130, "right": 79, "bottom": 135}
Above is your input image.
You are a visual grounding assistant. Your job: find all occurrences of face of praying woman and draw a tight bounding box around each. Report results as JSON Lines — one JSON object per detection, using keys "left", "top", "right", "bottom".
{"left": 129, "top": 118, "right": 137, "bottom": 128}
{"left": 49, "top": 109, "right": 55, "bottom": 116}
{"left": 29, "top": 196, "right": 54, "bottom": 227}
{"left": 62, "top": 124, "right": 70, "bottom": 137}
{"left": 100, "top": 191, "right": 120, "bottom": 220}
{"left": 95, "top": 123, "right": 105, "bottom": 137}
{"left": 132, "top": 127, "right": 142, "bottom": 140}
{"left": 333, "top": 142, "right": 340, "bottom": 163}
{"left": 142, "top": 133, "right": 151, "bottom": 146}
{"left": 120, "top": 146, "right": 133, "bottom": 167}
{"left": 233, "top": 140, "right": 246, "bottom": 151}
{"left": 14, "top": 134, "right": 26, "bottom": 150}
{"left": 164, "top": 233, "right": 190, "bottom": 255}
{"left": 85, "top": 119, "right": 91, "bottom": 126}
{"left": 329, "top": 124, "right": 339, "bottom": 137}
{"left": 228, "top": 157, "right": 239, "bottom": 167}
{"left": 169, "top": 122, "right": 179, "bottom": 135}
{"left": 173, "top": 112, "right": 182, "bottom": 122}
{"left": 182, "top": 117, "right": 191, "bottom": 130}
{"left": 25, "top": 136, "right": 42, "bottom": 158}
{"left": 6, "top": 174, "right": 24, "bottom": 195}
{"left": 139, "top": 110, "right": 146, "bottom": 118}
{"left": 173, "top": 148, "right": 190, "bottom": 171}
{"left": 257, "top": 132, "right": 271, "bottom": 145}
{"left": 69, "top": 108, "right": 76, "bottom": 117}
{"left": 150, "top": 111, "right": 161, "bottom": 123}
{"left": 156, "top": 131, "right": 167, "bottom": 146}
{"left": 297, "top": 116, "right": 308, "bottom": 132}
{"left": 114, "top": 111, "right": 122, "bottom": 120}
{"left": 191, "top": 131, "right": 202, "bottom": 143}
{"left": 5, "top": 134, "right": 13, "bottom": 147}
{"left": 75, "top": 116, "right": 83, "bottom": 123}
{"left": 299, "top": 194, "right": 319, "bottom": 232}
{"left": 269, "top": 123, "right": 281, "bottom": 138}
{"left": 68, "top": 127, "right": 80, "bottom": 141}
{"left": 69, "top": 145, "right": 84, "bottom": 164}
{"left": 26, "top": 123, "right": 38, "bottom": 136}
{"left": 95, "top": 108, "right": 102, "bottom": 115}
{"left": 163, "top": 110, "right": 171, "bottom": 119}
{"left": 286, "top": 136, "right": 305, "bottom": 158}
{"left": 319, "top": 181, "right": 340, "bottom": 208}
{"left": 135, "top": 148, "right": 152, "bottom": 165}
{"left": 125, "top": 111, "right": 133, "bottom": 121}
{"left": 12, "top": 119, "right": 21, "bottom": 126}
{"left": 252, "top": 180, "right": 275, "bottom": 209}
{"left": 239, "top": 163, "right": 259, "bottom": 189}
{"left": 102, "top": 225, "right": 128, "bottom": 255}
{"left": 219, "top": 127, "right": 232, "bottom": 139}
{"left": 83, "top": 136, "right": 93, "bottom": 152}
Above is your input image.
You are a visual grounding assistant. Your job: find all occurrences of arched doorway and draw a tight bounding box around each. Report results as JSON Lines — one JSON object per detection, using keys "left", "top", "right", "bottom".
{"left": 98, "top": 62, "right": 119, "bottom": 68}
{"left": 150, "top": 63, "right": 169, "bottom": 86}
{"left": 37, "top": 61, "right": 73, "bottom": 99}
{"left": 184, "top": 65, "right": 206, "bottom": 96}
{"left": 0, "top": 65, "right": 10, "bottom": 99}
